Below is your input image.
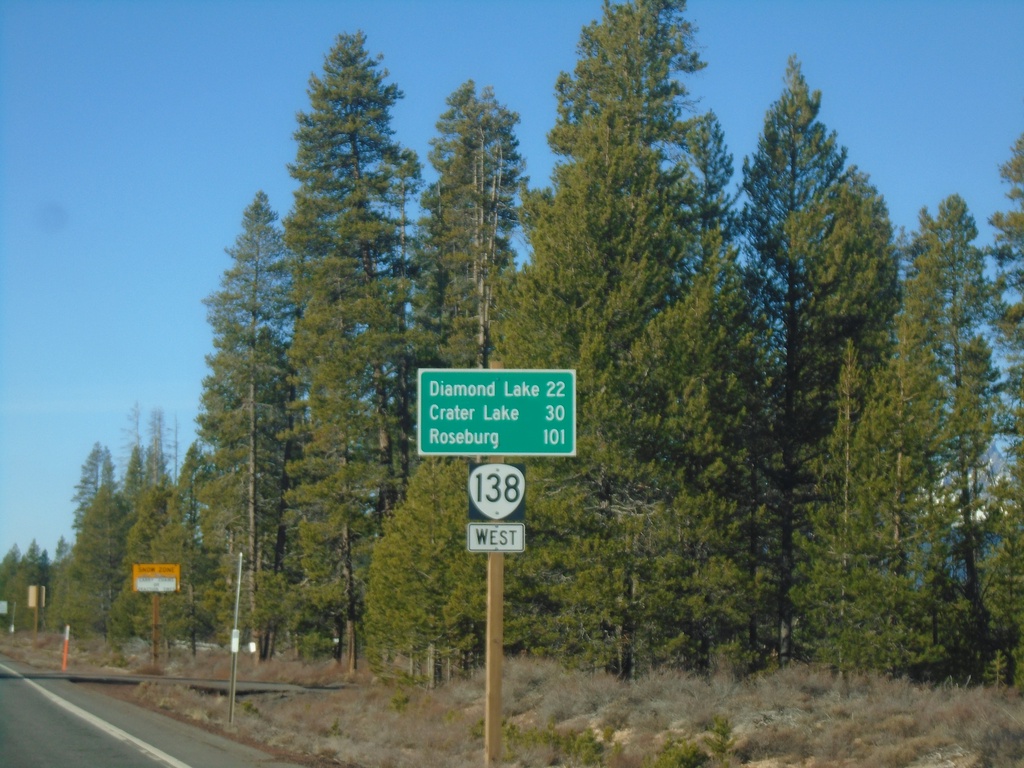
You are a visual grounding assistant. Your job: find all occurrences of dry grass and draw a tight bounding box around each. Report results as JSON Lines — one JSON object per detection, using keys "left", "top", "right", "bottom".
{"left": 4, "top": 632, "right": 1024, "bottom": 767}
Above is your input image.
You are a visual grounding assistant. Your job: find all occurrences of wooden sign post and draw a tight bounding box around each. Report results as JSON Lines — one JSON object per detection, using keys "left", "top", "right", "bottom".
{"left": 485, "top": 550, "right": 504, "bottom": 765}
{"left": 27, "top": 586, "right": 44, "bottom": 645}
{"left": 132, "top": 563, "right": 180, "bottom": 666}
{"left": 416, "top": 364, "right": 576, "bottom": 767}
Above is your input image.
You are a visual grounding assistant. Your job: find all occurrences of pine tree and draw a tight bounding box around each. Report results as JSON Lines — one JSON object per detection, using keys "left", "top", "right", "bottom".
{"left": 284, "top": 32, "right": 420, "bottom": 670}
{"left": 683, "top": 110, "right": 737, "bottom": 251}
{"left": 991, "top": 132, "right": 1024, "bottom": 282}
{"left": 987, "top": 132, "right": 1024, "bottom": 681}
{"left": 739, "top": 58, "right": 900, "bottom": 663}
{"left": 199, "top": 190, "right": 294, "bottom": 658}
{"left": 364, "top": 459, "right": 485, "bottom": 682}
{"left": 361, "top": 80, "right": 521, "bottom": 678}
{"left": 21, "top": 541, "right": 50, "bottom": 613}
{"left": 499, "top": 0, "right": 704, "bottom": 678}
{"left": 844, "top": 291, "right": 946, "bottom": 675}
{"left": 109, "top": 409, "right": 176, "bottom": 641}
{"left": 111, "top": 480, "right": 174, "bottom": 641}
{"left": 61, "top": 444, "right": 114, "bottom": 632}
{"left": 905, "top": 195, "right": 1000, "bottom": 678}
{"left": 628, "top": 225, "right": 760, "bottom": 671}
{"left": 416, "top": 80, "right": 523, "bottom": 368}
{"left": 990, "top": 134, "right": 1024, "bottom": 486}
{"left": 0, "top": 546, "right": 22, "bottom": 630}
{"left": 162, "top": 443, "right": 217, "bottom": 654}
{"left": 72, "top": 443, "right": 115, "bottom": 528}
{"left": 145, "top": 409, "right": 170, "bottom": 486}
{"left": 740, "top": 56, "right": 844, "bottom": 665}
{"left": 46, "top": 537, "right": 73, "bottom": 631}
{"left": 66, "top": 446, "right": 129, "bottom": 638}
{"left": 795, "top": 340, "right": 935, "bottom": 673}
{"left": 121, "top": 443, "right": 146, "bottom": 516}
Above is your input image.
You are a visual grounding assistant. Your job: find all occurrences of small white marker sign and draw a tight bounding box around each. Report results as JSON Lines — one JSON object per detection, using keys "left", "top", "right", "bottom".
{"left": 467, "top": 523, "right": 525, "bottom": 552}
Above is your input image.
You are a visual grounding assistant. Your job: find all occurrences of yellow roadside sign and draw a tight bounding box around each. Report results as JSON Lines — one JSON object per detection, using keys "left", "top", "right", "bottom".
{"left": 132, "top": 563, "right": 180, "bottom": 592}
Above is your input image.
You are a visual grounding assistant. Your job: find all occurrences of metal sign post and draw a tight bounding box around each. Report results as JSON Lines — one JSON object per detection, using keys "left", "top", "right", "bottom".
{"left": 28, "top": 586, "right": 39, "bottom": 644}
{"left": 151, "top": 593, "right": 160, "bottom": 665}
{"left": 228, "top": 552, "right": 243, "bottom": 725}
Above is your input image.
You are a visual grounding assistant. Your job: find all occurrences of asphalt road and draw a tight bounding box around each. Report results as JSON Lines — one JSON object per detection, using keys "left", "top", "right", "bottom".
{"left": 0, "top": 655, "right": 305, "bottom": 768}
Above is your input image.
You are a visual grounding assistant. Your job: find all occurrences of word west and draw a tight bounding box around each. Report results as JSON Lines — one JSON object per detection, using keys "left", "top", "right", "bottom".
{"left": 466, "top": 523, "right": 526, "bottom": 552}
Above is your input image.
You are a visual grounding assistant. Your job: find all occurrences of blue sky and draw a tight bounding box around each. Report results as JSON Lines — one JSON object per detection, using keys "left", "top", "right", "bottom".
{"left": 2, "top": 0, "right": 1023, "bottom": 559}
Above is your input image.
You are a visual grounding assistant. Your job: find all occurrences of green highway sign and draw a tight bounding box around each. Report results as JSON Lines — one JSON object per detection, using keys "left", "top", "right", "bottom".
{"left": 418, "top": 369, "right": 576, "bottom": 456}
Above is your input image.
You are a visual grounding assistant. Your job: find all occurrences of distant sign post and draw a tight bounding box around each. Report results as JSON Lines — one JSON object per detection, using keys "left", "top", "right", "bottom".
{"left": 28, "top": 586, "right": 45, "bottom": 644}
{"left": 132, "top": 563, "right": 180, "bottom": 667}
{"left": 132, "top": 563, "right": 180, "bottom": 593}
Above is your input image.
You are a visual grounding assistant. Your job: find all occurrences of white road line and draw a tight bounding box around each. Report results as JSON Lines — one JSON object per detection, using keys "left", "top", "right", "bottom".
{"left": 0, "top": 661, "right": 193, "bottom": 768}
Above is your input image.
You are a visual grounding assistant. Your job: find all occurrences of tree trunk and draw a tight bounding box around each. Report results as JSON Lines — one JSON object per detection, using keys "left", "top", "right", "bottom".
{"left": 342, "top": 523, "right": 357, "bottom": 673}
{"left": 247, "top": 378, "right": 259, "bottom": 654}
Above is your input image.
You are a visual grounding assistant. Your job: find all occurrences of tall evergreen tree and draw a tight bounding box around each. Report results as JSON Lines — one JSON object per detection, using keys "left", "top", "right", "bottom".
{"left": 362, "top": 81, "right": 522, "bottom": 678}
{"left": 20, "top": 541, "right": 50, "bottom": 620}
{"left": 121, "top": 443, "right": 146, "bottom": 516}
{"left": 796, "top": 340, "right": 935, "bottom": 674}
{"left": 109, "top": 411, "right": 175, "bottom": 641}
{"left": 46, "top": 537, "right": 73, "bottom": 631}
{"left": 635, "top": 238, "right": 762, "bottom": 671}
{"left": 991, "top": 131, "right": 1024, "bottom": 292}
{"left": 987, "top": 132, "right": 1024, "bottom": 682}
{"left": 739, "top": 57, "right": 899, "bottom": 663}
{"left": 416, "top": 80, "right": 524, "bottom": 368}
{"left": 500, "top": 0, "right": 704, "bottom": 678}
{"left": 905, "top": 195, "right": 1000, "bottom": 678}
{"left": 66, "top": 446, "right": 129, "bottom": 638}
{"left": 832, "top": 288, "right": 946, "bottom": 675}
{"left": 145, "top": 409, "right": 170, "bottom": 486}
{"left": 199, "top": 190, "right": 294, "bottom": 658}
{"left": 990, "top": 133, "right": 1024, "bottom": 478}
{"left": 111, "top": 479, "right": 174, "bottom": 641}
{"left": 0, "top": 546, "right": 22, "bottom": 629}
{"left": 162, "top": 443, "right": 218, "bottom": 654}
{"left": 73, "top": 443, "right": 115, "bottom": 529}
{"left": 364, "top": 460, "right": 485, "bottom": 682}
{"left": 284, "top": 31, "right": 420, "bottom": 670}
{"left": 683, "top": 110, "right": 737, "bottom": 252}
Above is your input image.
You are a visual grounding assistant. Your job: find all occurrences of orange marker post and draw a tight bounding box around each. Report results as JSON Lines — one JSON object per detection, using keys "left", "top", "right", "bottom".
{"left": 61, "top": 625, "right": 70, "bottom": 671}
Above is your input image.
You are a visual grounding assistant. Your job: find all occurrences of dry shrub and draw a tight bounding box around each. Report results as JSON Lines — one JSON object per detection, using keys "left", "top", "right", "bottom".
{"left": 606, "top": 752, "right": 645, "bottom": 768}
{"left": 504, "top": 655, "right": 562, "bottom": 716}
{"left": 532, "top": 665, "right": 622, "bottom": 725}
{"left": 876, "top": 712, "right": 918, "bottom": 740}
{"left": 633, "top": 670, "right": 721, "bottom": 732}
{"left": 11, "top": 633, "right": 1024, "bottom": 768}
{"left": 606, "top": 739, "right": 651, "bottom": 768}
{"left": 736, "top": 720, "right": 813, "bottom": 764}
{"left": 938, "top": 685, "right": 1024, "bottom": 764}
{"left": 871, "top": 737, "right": 937, "bottom": 768}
